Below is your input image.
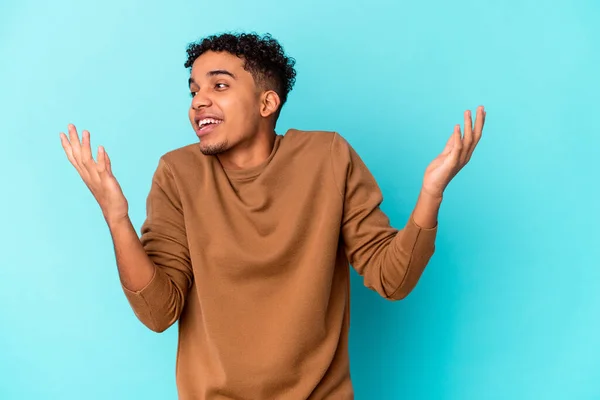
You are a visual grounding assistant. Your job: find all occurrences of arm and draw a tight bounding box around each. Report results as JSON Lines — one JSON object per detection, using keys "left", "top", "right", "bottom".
{"left": 59, "top": 124, "right": 191, "bottom": 333}
{"left": 412, "top": 190, "right": 443, "bottom": 229}
{"left": 331, "top": 133, "right": 437, "bottom": 300}
{"left": 108, "top": 216, "right": 155, "bottom": 292}
{"left": 119, "top": 157, "right": 193, "bottom": 333}
{"left": 332, "top": 106, "right": 485, "bottom": 300}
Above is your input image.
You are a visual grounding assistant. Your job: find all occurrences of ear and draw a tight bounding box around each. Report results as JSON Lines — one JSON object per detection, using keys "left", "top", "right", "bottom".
{"left": 259, "top": 90, "right": 281, "bottom": 118}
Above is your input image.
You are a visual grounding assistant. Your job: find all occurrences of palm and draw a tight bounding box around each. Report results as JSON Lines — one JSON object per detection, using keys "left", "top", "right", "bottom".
{"left": 60, "top": 124, "right": 129, "bottom": 224}
{"left": 422, "top": 106, "right": 486, "bottom": 198}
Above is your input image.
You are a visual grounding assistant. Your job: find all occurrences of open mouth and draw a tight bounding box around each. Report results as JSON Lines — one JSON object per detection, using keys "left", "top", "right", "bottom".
{"left": 197, "top": 118, "right": 223, "bottom": 133}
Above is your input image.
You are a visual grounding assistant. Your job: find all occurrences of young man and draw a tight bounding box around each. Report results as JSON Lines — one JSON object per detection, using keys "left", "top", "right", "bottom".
{"left": 60, "top": 33, "right": 485, "bottom": 399}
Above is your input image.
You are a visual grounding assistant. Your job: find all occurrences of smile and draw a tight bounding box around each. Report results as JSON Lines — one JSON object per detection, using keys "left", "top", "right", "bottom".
{"left": 196, "top": 118, "right": 223, "bottom": 137}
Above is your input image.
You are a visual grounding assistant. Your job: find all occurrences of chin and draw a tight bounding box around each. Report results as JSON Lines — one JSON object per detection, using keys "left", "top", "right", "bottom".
{"left": 199, "top": 140, "right": 229, "bottom": 156}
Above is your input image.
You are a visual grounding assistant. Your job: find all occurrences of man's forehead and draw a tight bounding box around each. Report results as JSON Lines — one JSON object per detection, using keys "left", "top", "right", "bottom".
{"left": 191, "top": 51, "right": 244, "bottom": 73}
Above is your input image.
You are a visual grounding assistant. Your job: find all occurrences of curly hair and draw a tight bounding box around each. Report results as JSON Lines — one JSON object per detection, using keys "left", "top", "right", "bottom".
{"left": 184, "top": 32, "right": 297, "bottom": 110}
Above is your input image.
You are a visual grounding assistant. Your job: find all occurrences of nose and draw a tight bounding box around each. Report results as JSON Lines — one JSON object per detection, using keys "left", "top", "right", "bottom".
{"left": 191, "top": 89, "right": 212, "bottom": 110}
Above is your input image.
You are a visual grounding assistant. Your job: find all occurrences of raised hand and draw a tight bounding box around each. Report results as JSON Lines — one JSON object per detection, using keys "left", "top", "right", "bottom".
{"left": 421, "top": 106, "right": 486, "bottom": 199}
{"left": 60, "top": 124, "right": 129, "bottom": 225}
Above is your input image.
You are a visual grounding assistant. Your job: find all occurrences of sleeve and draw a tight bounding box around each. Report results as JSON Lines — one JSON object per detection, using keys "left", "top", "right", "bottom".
{"left": 330, "top": 132, "right": 437, "bottom": 300}
{"left": 121, "top": 157, "right": 193, "bottom": 332}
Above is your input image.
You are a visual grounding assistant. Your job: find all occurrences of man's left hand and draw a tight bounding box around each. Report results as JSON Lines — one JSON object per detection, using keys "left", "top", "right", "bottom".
{"left": 421, "top": 105, "right": 486, "bottom": 199}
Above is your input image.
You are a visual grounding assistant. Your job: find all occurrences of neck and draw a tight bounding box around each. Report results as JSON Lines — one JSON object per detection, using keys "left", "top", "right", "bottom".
{"left": 217, "top": 127, "right": 277, "bottom": 170}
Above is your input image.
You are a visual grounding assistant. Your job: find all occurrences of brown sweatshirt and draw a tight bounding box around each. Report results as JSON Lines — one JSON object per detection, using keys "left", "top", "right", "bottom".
{"left": 122, "top": 129, "right": 437, "bottom": 399}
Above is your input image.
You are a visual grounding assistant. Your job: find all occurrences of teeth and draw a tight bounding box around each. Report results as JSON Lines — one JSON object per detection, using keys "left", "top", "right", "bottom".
{"left": 198, "top": 118, "right": 223, "bottom": 128}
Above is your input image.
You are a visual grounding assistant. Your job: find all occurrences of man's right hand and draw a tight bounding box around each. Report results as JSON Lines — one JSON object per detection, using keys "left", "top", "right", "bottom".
{"left": 60, "top": 124, "right": 129, "bottom": 226}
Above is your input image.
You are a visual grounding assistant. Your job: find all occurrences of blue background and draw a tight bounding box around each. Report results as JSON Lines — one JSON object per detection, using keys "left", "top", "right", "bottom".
{"left": 1, "top": 0, "right": 598, "bottom": 399}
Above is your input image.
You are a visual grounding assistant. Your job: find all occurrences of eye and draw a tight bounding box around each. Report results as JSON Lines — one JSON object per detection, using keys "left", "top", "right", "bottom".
{"left": 215, "top": 83, "right": 228, "bottom": 90}
{"left": 190, "top": 91, "right": 197, "bottom": 98}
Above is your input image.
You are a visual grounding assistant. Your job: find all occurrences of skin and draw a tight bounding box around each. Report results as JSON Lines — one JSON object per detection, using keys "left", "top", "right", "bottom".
{"left": 59, "top": 49, "right": 485, "bottom": 291}
{"left": 188, "top": 51, "right": 281, "bottom": 170}
{"left": 413, "top": 107, "right": 486, "bottom": 228}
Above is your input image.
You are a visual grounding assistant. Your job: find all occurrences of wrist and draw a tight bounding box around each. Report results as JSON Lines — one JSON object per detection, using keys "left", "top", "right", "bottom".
{"left": 106, "top": 214, "right": 131, "bottom": 232}
{"left": 419, "top": 188, "right": 444, "bottom": 204}
{"left": 412, "top": 190, "right": 443, "bottom": 229}
{"left": 419, "top": 182, "right": 445, "bottom": 201}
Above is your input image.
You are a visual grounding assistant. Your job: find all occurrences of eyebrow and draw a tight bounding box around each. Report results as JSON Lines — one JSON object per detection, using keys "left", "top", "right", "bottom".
{"left": 188, "top": 70, "right": 237, "bottom": 87}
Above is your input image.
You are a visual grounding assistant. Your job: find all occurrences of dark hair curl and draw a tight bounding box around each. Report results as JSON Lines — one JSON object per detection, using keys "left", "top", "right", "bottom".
{"left": 184, "top": 32, "right": 297, "bottom": 110}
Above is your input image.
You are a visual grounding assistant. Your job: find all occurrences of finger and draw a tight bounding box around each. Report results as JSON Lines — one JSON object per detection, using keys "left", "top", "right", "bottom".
{"left": 441, "top": 132, "right": 454, "bottom": 155}
{"left": 80, "top": 129, "right": 101, "bottom": 184}
{"left": 60, "top": 132, "right": 85, "bottom": 174}
{"left": 59, "top": 132, "right": 75, "bottom": 163}
{"left": 80, "top": 130, "right": 96, "bottom": 172}
{"left": 464, "top": 109, "right": 473, "bottom": 139}
{"left": 449, "top": 125, "right": 462, "bottom": 165}
{"left": 461, "top": 110, "right": 474, "bottom": 164}
{"left": 473, "top": 105, "right": 485, "bottom": 137}
{"left": 464, "top": 108, "right": 485, "bottom": 163}
{"left": 97, "top": 146, "right": 107, "bottom": 176}
{"left": 454, "top": 124, "right": 462, "bottom": 144}
{"left": 104, "top": 148, "right": 114, "bottom": 177}
{"left": 67, "top": 124, "right": 83, "bottom": 167}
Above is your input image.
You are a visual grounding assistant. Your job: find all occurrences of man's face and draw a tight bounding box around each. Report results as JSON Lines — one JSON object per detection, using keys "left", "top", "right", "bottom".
{"left": 188, "top": 51, "right": 262, "bottom": 155}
